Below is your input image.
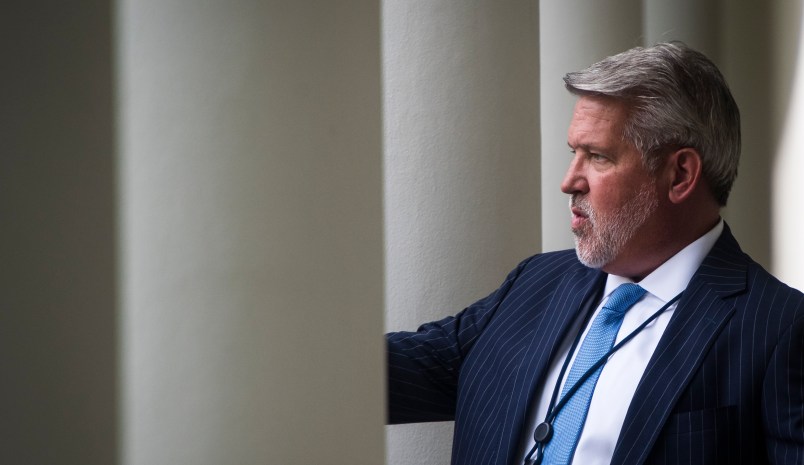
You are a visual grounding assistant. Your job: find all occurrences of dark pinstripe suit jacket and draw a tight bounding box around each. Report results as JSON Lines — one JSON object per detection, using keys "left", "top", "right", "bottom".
{"left": 387, "top": 225, "right": 804, "bottom": 464}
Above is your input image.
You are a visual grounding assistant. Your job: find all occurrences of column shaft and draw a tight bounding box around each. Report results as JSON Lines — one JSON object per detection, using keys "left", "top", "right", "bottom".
{"left": 118, "top": 2, "right": 384, "bottom": 463}
{"left": 383, "top": 1, "right": 540, "bottom": 463}
{"left": 773, "top": 4, "right": 804, "bottom": 290}
{"left": 539, "top": 0, "right": 643, "bottom": 252}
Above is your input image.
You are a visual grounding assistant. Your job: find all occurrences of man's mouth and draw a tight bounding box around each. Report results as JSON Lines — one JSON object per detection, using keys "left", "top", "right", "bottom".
{"left": 571, "top": 207, "right": 588, "bottom": 229}
{"left": 570, "top": 197, "right": 590, "bottom": 230}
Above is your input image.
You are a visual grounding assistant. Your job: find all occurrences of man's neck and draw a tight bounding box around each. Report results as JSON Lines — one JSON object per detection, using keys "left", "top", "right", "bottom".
{"left": 604, "top": 214, "right": 721, "bottom": 281}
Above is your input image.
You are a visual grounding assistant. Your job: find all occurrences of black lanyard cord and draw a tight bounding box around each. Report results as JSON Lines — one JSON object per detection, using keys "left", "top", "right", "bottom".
{"left": 524, "top": 292, "right": 683, "bottom": 465}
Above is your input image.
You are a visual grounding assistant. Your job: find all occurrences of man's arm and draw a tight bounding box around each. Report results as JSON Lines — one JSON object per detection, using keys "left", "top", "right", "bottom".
{"left": 386, "top": 258, "right": 533, "bottom": 424}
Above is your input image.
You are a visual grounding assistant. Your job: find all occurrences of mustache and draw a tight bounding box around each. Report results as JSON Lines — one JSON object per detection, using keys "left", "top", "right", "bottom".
{"left": 570, "top": 195, "right": 591, "bottom": 214}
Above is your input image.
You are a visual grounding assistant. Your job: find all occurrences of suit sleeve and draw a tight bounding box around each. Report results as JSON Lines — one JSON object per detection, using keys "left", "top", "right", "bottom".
{"left": 763, "top": 309, "right": 804, "bottom": 464}
{"left": 386, "top": 257, "right": 533, "bottom": 424}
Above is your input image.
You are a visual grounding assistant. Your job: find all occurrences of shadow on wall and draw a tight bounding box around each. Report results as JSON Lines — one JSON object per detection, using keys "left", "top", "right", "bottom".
{"left": 1, "top": 1, "right": 118, "bottom": 464}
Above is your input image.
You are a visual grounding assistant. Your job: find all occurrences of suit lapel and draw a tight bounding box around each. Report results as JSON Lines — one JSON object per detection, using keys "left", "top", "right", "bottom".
{"left": 499, "top": 265, "right": 605, "bottom": 464}
{"left": 611, "top": 225, "right": 748, "bottom": 465}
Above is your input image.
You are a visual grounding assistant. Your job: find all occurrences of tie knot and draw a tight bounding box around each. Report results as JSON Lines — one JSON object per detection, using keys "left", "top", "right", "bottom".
{"left": 603, "top": 283, "right": 646, "bottom": 315}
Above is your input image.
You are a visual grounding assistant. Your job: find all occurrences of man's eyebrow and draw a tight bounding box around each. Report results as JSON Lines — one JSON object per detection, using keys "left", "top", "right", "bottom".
{"left": 568, "top": 142, "right": 593, "bottom": 151}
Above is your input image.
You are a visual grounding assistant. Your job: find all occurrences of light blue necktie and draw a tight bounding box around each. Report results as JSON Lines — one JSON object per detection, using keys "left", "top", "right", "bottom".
{"left": 541, "top": 283, "right": 647, "bottom": 464}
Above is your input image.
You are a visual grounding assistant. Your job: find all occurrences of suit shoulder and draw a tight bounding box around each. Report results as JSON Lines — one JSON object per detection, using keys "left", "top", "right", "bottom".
{"left": 720, "top": 248, "right": 804, "bottom": 327}
{"left": 518, "top": 248, "right": 586, "bottom": 274}
{"left": 700, "top": 225, "right": 803, "bottom": 306}
{"left": 504, "top": 248, "right": 594, "bottom": 291}
{"left": 746, "top": 259, "right": 804, "bottom": 304}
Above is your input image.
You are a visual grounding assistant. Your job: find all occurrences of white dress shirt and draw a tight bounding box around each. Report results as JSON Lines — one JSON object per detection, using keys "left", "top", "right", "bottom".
{"left": 520, "top": 220, "right": 724, "bottom": 464}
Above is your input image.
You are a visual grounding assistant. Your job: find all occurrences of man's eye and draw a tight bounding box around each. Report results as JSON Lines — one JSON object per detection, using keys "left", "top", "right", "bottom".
{"left": 590, "top": 153, "right": 607, "bottom": 161}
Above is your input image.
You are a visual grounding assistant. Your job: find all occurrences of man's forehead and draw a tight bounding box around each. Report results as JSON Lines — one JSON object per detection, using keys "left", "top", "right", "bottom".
{"left": 567, "top": 96, "right": 629, "bottom": 147}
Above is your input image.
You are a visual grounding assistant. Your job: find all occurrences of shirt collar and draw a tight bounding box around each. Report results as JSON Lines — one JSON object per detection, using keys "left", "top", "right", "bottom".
{"left": 604, "top": 219, "right": 724, "bottom": 303}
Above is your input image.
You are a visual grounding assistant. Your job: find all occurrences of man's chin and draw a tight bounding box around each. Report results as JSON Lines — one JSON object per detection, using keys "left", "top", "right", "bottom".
{"left": 571, "top": 223, "right": 591, "bottom": 238}
{"left": 574, "top": 241, "right": 608, "bottom": 270}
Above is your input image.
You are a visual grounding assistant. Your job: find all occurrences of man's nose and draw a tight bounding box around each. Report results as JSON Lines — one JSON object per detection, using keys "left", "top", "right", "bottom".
{"left": 560, "top": 157, "right": 588, "bottom": 195}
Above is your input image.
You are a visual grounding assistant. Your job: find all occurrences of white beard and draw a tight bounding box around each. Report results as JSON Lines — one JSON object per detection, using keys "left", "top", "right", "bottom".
{"left": 571, "top": 181, "right": 659, "bottom": 269}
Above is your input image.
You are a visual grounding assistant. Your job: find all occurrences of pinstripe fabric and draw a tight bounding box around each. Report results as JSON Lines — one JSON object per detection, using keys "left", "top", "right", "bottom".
{"left": 542, "top": 284, "right": 647, "bottom": 464}
{"left": 387, "top": 224, "right": 804, "bottom": 465}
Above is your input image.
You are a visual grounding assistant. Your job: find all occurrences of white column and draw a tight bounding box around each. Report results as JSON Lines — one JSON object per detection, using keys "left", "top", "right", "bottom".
{"left": 773, "top": 5, "right": 804, "bottom": 291}
{"left": 383, "top": 1, "right": 540, "bottom": 464}
{"left": 643, "top": 0, "right": 719, "bottom": 56}
{"left": 117, "top": 2, "right": 384, "bottom": 464}
{"left": 719, "top": 2, "right": 774, "bottom": 267}
{"left": 539, "top": 0, "right": 643, "bottom": 252}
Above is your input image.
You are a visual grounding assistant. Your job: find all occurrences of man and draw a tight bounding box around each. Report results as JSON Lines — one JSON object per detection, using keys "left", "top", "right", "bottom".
{"left": 387, "top": 43, "right": 804, "bottom": 465}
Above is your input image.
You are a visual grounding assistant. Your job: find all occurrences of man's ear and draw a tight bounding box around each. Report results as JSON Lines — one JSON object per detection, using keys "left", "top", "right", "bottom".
{"left": 666, "top": 148, "right": 703, "bottom": 204}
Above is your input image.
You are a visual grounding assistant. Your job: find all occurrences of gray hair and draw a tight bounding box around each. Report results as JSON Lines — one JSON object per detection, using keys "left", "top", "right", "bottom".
{"left": 564, "top": 42, "right": 740, "bottom": 206}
